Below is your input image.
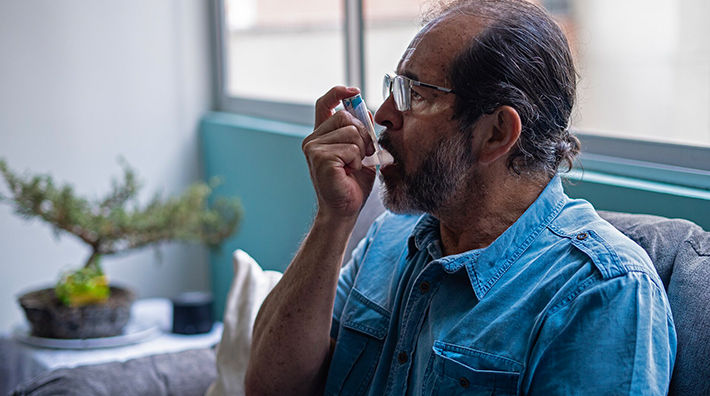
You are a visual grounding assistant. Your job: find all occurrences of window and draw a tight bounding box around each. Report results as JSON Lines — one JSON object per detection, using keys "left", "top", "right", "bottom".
{"left": 554, "top": 0, "right": 710, "bottom": 149}
{"left": 223, "top": 0, "right": 344, "bottom": 104}
{"left": 213, "top": 0, "right": 710, "bottom": 170}
{"left": 363, "top": 0, "right": 428, "bottom": 108}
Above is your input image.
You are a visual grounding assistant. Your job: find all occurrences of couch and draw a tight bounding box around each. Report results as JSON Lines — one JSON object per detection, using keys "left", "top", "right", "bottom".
{"left": 12, "top": 189, "right": 709, "bottom": 395}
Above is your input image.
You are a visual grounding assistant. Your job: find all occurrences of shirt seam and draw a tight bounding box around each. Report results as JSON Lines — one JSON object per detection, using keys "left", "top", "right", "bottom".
{"left": 476, "top": 196, "right": 567, "bottom": 298}
{"left": 585, "top": 229, "right": 623, "bottom": 278}
{"left": 546, "top": 270, "right": 673, "bottom": 325}
{"left": 548, "top": 221, "right": 664, "bottom": 290}
{"left": 625, "top": 269, "right": 676, "bottom": 326}
{"left": 546, "top": 273, "right": 600, "bottom": 316}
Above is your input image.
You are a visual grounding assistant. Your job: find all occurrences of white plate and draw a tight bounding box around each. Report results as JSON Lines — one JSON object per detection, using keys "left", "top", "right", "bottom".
{"left": 12, "top": 321, "right": 160, "bottom": 349}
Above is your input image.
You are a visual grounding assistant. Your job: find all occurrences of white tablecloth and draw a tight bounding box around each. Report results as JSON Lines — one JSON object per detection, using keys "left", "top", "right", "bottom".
{"left": 0, "top": 298, "right": 222, "bottom": 395}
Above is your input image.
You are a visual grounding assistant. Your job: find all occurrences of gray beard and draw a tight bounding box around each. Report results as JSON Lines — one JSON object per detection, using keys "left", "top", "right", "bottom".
{"left": 380, "top": 131, "right": 475, "bottom": 215}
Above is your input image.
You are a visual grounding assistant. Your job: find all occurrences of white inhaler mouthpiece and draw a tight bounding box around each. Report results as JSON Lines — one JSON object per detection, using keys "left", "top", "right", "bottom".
{"left": 342, "top": 94, "right": 394, "bottom": 167}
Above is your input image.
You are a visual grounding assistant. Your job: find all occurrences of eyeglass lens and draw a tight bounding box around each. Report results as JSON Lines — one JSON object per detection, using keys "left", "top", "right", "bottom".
{"left": 382, "top": 74, "right": 392, "bottom": 103}
{"left": 382, "top": 74, "right": 410, "bottom": 112}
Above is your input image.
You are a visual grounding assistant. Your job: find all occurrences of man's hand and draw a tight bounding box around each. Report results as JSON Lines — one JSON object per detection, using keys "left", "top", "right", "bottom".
{"left": 302, "top": 86, "right": 377, "bottom": 221}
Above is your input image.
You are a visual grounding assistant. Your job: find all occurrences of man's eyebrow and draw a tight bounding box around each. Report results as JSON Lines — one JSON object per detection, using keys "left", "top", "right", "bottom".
{"left": 398, "top": 69, "right": 419, "bottom": 81}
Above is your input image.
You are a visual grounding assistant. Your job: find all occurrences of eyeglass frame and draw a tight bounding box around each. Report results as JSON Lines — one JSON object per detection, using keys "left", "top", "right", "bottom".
{"left": 382, "top": 73, "right": 455, "bottom": 112}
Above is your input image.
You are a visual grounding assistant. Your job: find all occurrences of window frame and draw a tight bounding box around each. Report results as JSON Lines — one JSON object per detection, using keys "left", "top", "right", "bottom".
{"left": 210, "top": 0, "right": 710, "bottom": 175}
{"left": 211, "top": 0, "right": 364, "bottom": 126}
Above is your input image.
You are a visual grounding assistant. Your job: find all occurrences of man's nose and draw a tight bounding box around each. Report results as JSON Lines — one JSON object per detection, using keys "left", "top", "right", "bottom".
{"left": 374, "top": 95, "right": 403, "bottom": 131}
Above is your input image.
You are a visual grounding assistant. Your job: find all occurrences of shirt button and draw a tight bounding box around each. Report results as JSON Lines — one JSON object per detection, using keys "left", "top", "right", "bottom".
{"left": 576, "top": 232, "right": 588, "bottom": 241}
{"left": 459, "top": 377, "right": 470, "bottom": 388}
{"left": 397, "top": 351, "right": 408, "bottom": 364}
{"left": 419, "top": 281, "right": 430, "bottom": 293}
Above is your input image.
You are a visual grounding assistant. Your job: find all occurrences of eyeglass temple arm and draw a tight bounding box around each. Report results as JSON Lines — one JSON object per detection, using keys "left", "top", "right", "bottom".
{"left": 413, "top": 81, "right": 454, "bottom": 93}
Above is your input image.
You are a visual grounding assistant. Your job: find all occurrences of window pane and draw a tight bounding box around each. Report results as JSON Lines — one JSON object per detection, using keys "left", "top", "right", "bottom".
{"left": 224, "top": 0, "right": 345, "bottom": 104}
{"left": 567, "top": 0, "right": 710, "bottom": 147}
{"left": 363, "top": 0, "right": 426, "bottom": 108}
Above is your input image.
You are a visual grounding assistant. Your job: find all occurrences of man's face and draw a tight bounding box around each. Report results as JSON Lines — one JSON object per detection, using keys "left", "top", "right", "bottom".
{"left": 375, "top": 16, "right": 483, "bottom": 214}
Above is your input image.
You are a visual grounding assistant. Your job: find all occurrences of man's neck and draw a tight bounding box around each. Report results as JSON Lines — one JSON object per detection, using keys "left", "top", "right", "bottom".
{"left": 435, "top": 173, "right": 548, "bottom": 256}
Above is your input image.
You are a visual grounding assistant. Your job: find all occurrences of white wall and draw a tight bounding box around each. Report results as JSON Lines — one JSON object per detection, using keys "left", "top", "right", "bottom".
{"left": 0, "top": 0, "right": 214, "bottom": 331}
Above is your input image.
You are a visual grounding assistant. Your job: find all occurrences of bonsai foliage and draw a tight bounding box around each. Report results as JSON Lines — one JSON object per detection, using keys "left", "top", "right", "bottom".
{"left": 0, "top": 158, "right": 242, "bottom": 306}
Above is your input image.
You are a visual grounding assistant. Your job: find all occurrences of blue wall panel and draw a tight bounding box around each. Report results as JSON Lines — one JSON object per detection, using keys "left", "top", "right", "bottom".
{"left": 563, "top": 171, "right": 710, "bottom": 230}
{"left": 200, "top": 112, "right": 315, "bottom": 318}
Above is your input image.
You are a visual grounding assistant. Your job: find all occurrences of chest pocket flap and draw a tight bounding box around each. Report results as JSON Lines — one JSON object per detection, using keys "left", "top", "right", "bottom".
{"left": 426, "top": 341, "right": 521, "bottom": 395}
{"left": 341, "top": 288, "right": 390, "bottom": 339}
{"left": 326, "top": 289, "right": 391, "bottom": 396}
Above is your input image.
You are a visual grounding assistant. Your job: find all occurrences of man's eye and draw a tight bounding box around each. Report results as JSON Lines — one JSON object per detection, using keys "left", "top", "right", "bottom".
{"left": 411, "top": 89, "right": 424, "bottom": 100}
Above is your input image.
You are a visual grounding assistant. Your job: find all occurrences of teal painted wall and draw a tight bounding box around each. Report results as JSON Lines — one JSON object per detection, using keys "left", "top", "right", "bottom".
{"left": 201, "top": 112, "right": 709, "bottom": 318}
{"left": 563, "top": 170, "right": 710, "bottom": 230}
{"left": 200, "top": 112, "right": 315, "bottom": 319}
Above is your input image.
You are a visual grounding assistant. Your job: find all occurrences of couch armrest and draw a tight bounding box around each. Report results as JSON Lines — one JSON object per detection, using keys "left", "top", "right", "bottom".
{"left": 11, "top": 348, "right": 216, "bottom": 396}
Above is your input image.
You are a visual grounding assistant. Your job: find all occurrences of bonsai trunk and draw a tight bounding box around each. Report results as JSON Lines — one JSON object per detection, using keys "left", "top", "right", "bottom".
{"left": 84, "top": 248, "right": 101, "bottom": 269}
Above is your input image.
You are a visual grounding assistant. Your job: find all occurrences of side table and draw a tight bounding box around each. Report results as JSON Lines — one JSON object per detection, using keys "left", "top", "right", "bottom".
{"left": 0, "top": 298, "right": 222, "bottom": 395}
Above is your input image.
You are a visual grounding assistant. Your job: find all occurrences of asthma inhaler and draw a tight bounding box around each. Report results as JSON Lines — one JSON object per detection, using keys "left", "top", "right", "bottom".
{"left": 342, "top": 94, "right": 394, "bottom": 167}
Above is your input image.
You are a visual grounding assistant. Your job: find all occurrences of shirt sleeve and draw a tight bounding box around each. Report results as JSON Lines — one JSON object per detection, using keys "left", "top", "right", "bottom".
{"left": 522, "top": 271, "right": 677, "bottom": 396}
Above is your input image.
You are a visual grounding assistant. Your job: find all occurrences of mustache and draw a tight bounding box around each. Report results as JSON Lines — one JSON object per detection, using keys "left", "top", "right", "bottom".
{"left": 378, "top": 131, "right": 400, "bottom": 162}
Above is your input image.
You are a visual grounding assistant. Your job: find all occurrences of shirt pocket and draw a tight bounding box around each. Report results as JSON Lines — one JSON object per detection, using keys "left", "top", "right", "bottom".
{"left": 423, "top": 341, "right": 521, "bottom": 396}
{"left": 325, "top": 288, "right": 390, "bottom": 396}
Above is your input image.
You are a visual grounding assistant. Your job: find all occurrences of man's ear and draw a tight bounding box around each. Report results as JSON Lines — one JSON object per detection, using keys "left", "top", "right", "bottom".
{"left": 476, "top": 105, "right": 521, "bottom": 165}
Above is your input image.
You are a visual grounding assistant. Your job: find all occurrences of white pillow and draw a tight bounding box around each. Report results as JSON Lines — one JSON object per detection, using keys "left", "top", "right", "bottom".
{"left": 205, "top": 249, "right": 282, "bottom": 396}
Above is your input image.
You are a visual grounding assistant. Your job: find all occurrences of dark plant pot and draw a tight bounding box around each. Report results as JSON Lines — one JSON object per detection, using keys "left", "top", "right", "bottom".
{"left": 18, "top": 285, "right": 135, "bottom": 339}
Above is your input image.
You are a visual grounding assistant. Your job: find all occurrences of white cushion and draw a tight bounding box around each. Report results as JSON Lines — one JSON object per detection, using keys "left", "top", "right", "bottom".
{"left": 205, "top": 250, "right": 282, "bottom": 396}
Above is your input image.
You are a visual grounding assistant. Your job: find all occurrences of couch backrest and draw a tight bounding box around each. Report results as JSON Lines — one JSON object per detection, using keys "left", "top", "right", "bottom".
{"left": 347, "top": 183, "right": 710, "bottom": 396}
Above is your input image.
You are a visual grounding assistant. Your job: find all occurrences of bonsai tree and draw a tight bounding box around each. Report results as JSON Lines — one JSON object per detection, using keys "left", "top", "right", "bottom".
{"left": 0, "top": 158, "right": 242, "bottom": 307}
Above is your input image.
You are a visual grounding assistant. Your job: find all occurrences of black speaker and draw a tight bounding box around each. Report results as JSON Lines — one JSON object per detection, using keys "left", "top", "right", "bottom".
{"left": 171, "top": 291, "right": 214, "bottom": 335}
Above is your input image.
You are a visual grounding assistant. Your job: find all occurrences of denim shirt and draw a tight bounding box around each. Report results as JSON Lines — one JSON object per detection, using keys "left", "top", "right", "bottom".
{"left": 326, "top": 176, "right": 676, "bottom": 395}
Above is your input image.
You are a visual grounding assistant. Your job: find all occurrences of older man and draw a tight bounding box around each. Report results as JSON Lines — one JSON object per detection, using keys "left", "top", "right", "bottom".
{"left": 246, "top": 0, "right": 676, "bottom": 395}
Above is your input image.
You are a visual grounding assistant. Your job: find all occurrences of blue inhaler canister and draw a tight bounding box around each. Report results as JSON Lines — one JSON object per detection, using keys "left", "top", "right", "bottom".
{"left": 342, "top": 94, "right": 393, "bottom": 167}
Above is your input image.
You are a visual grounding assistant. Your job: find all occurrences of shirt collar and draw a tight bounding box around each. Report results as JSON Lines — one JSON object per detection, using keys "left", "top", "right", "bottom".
{"left": 407, "top": 175, "right": 567, "bottom": 300}
{"left": 408, "top": 214, "right": 440, "bottom": 258}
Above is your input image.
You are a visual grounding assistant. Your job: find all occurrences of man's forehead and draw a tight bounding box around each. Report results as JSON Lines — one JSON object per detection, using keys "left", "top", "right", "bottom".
{"left": 396, "top": 14, "right": 484, "bottom": 80}
{"left": 398, "top": 22, "right": 436, "bottom": 70}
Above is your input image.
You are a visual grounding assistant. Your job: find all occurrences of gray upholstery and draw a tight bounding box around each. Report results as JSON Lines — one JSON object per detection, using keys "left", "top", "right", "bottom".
{"left": 13, "top": 191, "right": 709, "bottom": 396}
{"left": 598, "top": 211, "right": 710, "bottom": 396}
{"left": 11, "top": 348, "right": 216, "bottom": 396}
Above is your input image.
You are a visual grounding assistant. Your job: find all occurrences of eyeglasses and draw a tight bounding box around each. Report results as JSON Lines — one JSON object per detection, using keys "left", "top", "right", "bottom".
{"left": 382, "top": 73, "right": 454, "bottom": 112}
